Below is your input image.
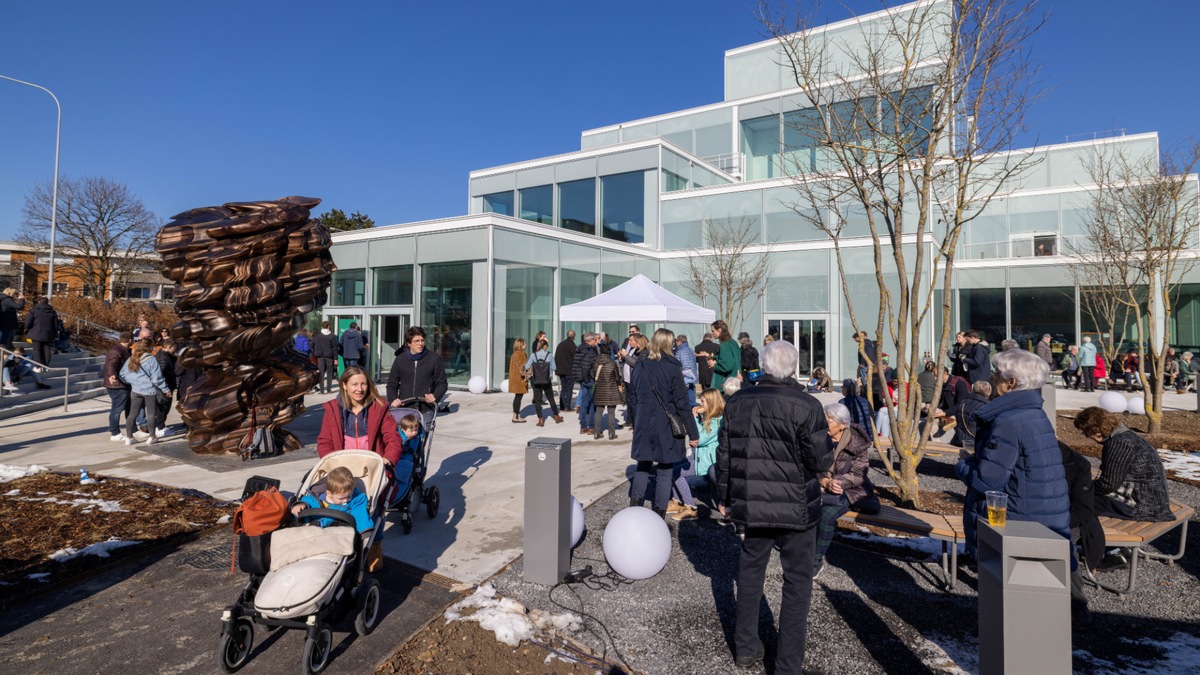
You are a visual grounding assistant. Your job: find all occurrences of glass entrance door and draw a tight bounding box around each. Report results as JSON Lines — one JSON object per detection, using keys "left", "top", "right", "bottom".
{"left": 766, "top": 317, "right": 828, "bottom": 379}
{"left": 371, "top": 313, "right": 410, "bottom": 383}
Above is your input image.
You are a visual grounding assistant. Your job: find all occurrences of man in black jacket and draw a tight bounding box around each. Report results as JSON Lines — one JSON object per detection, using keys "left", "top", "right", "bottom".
{"left": 962, "top": 330, "right": 992, "bottom": 384}
{"left": 311, "top": 321, "right": 338, "bottom": 393}
{"left": 569, "top": 332, "right": 599, "bottom": 434}
{"left": 554, "top": 330, "right": 577, "bottom": 412}
{"left": 717, "top": 340, "right": 832, "bottom": 672}
{"left": 693, "top": 332, "right": 718, "bottom": 389}
{"left": 24, "top": 297, "right": 59, "bottom": 367}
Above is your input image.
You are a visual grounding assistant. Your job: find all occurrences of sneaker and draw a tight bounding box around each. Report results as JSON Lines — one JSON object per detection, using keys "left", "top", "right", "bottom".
{"left": 155, "top": 428, "right": 167, "bottom": 438}
{"left": 146, "top": 436, "right": 157, "bottom": 445}
{"left": 813, "top": 559, "right": 828, "bottom": 580}
{"left": 110, "top": 434, "right": 129, "bottom": 442}
{"left": 735, "top": 646, "right": 765, "bottom": 669}
{"left": 1096, "top": 552, "right": 1129, "bottom": 573}
{"left": 132, "top": 430, "right": 150, "bottom": 440}
{"left": 2, "top": 384, "right": 18, "bottom": 393}
{"left": 670, "top": 505, "right": 699, "bottom": 521}
{"left": 666, "top": 499, "right": 683, "bottom": 515}
{"left": 125, "top": 438, "right": 137, "bottom": 446}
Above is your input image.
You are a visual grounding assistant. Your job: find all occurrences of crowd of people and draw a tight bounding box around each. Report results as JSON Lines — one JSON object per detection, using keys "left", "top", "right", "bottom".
{"left": 101, "top": 316, "right": 190, "bottom": 444}
{"left": 1, "top": 289, "right": 78, "bottom": 394}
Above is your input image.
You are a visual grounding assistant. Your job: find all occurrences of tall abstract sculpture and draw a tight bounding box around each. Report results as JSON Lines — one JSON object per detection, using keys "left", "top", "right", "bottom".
{"left": 157, "top": 196, "right": 336, "bottom": 456}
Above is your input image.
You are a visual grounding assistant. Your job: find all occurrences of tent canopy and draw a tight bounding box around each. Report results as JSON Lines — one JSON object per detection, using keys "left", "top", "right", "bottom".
{"left": 558, "top": 274, "right": 715, "bottom": 324}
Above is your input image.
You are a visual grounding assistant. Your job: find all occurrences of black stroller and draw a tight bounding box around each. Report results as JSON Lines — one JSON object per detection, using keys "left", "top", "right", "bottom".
{"left": 216, "top": 451, "right": 387, "bottom": 674}
{"left": 387, "top": 397, "right": 442, "bottom": 534}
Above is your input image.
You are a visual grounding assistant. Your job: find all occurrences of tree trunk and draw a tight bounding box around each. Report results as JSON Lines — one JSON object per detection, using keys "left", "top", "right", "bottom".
{"left": 897, "top": 450, "right": 922, "bottom": 510}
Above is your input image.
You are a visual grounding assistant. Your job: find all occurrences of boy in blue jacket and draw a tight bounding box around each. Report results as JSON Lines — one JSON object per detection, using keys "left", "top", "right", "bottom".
{"left": 291, "top": 466, "right": 373, "bottom": 533}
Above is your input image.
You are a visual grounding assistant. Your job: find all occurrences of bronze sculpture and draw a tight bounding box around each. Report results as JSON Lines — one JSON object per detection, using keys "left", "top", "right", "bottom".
{"left": 157, "top": 196, "right": 336, "bottom": 456}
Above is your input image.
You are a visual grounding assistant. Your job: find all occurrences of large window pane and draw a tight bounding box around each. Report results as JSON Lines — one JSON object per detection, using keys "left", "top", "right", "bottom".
{"left": 494, "top": 264, "right": 555, "bottom": 385}
{"left": 482, "top": 191, "right": 514, "bottom": 216}
{"left": 705, "top": 191, "right": 762, "bottom": 245}
{"left": 1010, "top": 286, "right": 1075, "bottom": 356}
{"left": 558, "top": 178, "right": 596, "bottom": 235}
{"left": 782, "top": 108, "right": 820, "bottom": 174}
{"left": 422, "top": 262, "right": 473, "bottom": 386}
{"left": 662, "top": 198, "right": 703, "bottom": 250}
{"left": 741, "top": 115, "right": 781, "bottom": 181}
{"left": 374, "top": 265, "right": 413, "bottom": 305}
{"left": 519, "top": 185, "right": 553, "bottom": 225}
{"left": 764, "top": 187, "right": 824, "bottom": 243}
{"left": 600, "top": 171, "right": 645, "bottom": 244}
{"left": 561, "top": 268, "right": 597, "bottom": 342}
{"left": 331, "top": 269, "right": 365, "bottom": 306}
{"left": 960, "top": 288, "right": 1006, "bottom": 346}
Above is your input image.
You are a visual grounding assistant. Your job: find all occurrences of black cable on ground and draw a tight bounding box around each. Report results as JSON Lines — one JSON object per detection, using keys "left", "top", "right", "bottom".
{"left": 548, "top": 575, "right": 635, "bottom": 674}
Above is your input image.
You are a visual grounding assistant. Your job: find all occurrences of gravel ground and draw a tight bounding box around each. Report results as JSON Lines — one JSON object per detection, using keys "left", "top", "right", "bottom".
{"left": 491, "top": 453, "right": 1200, "bottom": 674}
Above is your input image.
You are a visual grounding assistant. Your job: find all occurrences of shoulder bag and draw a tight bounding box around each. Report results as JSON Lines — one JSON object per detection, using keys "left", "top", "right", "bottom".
{"left": 645, "top": 367, "right": 687, "bottom": 439}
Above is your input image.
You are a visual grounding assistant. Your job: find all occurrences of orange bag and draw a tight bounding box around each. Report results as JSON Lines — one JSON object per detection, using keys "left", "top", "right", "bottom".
{"left": 230, "top": 487, "right": 289, "bottom": 573}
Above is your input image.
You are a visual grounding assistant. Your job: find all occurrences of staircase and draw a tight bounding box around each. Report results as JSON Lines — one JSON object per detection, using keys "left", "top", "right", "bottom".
{"left": 0, "top": 344, "right": 107, "bottom": 421}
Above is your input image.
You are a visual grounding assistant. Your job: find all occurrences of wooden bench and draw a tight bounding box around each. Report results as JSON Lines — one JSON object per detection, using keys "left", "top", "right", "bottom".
{"left": 1083, "top": 500, "right": 1195, "bottom": 597}
{"left": 838, "top": 504, "right": 962, "bottom": 592}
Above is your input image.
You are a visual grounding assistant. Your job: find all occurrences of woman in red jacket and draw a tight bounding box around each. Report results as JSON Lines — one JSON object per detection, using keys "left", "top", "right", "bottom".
{"left": 318, "top": 366, "right": 402, "bottom": 468}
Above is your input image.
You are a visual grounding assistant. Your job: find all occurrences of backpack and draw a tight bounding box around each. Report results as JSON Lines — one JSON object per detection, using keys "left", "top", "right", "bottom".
{"left": 531, "top": 354, "right": 552, "bottom": 385}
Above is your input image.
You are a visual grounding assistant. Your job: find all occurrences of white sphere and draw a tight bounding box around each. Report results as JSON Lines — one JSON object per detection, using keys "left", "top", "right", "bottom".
{"left": 1127, "top": 396, "right": 1146, "bottom": 415}
{"left": 1098, "top": 391, "right": 1127, "bottom": 414}
{"left": 602, "top": 506, "right": 671, "bottom": 580}
{"left": 570, "top": 496, "right": 585, "bottom": 548}
{"left": 500, "top": 378, "right": 510, "bottom": 393}
{"left": 467, "top": 376, "right": 486, "bottom": 394}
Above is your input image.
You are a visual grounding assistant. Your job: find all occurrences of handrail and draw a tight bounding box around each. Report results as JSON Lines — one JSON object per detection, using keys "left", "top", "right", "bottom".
{"left": 0, "top": 346, "right": 70, "bottom": 411}
{"left": 54, "top": 311, "right": 122, "bottom": 351}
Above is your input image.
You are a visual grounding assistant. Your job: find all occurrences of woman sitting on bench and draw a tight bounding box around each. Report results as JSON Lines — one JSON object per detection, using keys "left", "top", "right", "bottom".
{"left": 1072, "top": 406, "right": 1172, "bottom": 522}
{"left": 812, "top": 402, "right": 880, "bottom": 578}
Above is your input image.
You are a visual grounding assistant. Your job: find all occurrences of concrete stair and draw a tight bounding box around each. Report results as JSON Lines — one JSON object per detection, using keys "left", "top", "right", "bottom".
{"left": 0, "top": 345, "right": 108, "bottom": 421}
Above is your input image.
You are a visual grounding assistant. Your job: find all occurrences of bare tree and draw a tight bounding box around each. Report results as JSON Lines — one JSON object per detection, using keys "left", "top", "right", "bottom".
{"left": 685, "top": 217, "right": 773, "bottom": 329}
{"left": 1068, "top": 142, "right": 1200, "bottom": 433}
{"left": 763, "top": 0, "right": 1046, "bottom": 506}
{"left": 19, "top": 176, "right": 160, "bottom": 300}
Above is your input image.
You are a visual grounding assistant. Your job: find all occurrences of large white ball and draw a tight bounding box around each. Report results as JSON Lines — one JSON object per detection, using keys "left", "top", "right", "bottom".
{"left": 500, "top": 378, "right": 510, "bottom": 393}
{"left": 603, "top": 506, "right": 671, "bottom": 580}
{"left": 467, "top": 376, "right": 486, "bottom": 394}
{"left": 570, "top": 496, "right": 585, "bottom": 548}
{"left": 1098, "top": 391, "right": 1127, "bottom": 414}
{"left": 1127, "top": 396, "right": 1146, "bottom": 415}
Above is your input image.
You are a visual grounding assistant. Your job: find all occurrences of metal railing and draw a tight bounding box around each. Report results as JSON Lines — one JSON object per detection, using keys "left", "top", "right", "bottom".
{"left": 0, "top": 346, "right": 71, "bottom": 411}
{"left": 55, "top": 311, "right": 121, "bottom": 351}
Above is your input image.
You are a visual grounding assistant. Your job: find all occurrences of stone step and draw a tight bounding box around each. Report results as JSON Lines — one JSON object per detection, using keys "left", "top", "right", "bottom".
{"left": 0, "top": 386, "right": 106, "bottom": 422}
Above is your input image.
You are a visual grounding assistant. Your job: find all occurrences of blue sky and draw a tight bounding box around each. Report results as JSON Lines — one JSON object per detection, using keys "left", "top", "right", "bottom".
{"left": 1, "top": 1, "right": 1196, "bottom": 239}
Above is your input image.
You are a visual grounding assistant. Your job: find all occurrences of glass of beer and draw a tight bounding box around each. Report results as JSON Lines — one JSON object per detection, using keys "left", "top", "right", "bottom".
{"left": 985, "top": 491, "right": 1007, "bottom": 527}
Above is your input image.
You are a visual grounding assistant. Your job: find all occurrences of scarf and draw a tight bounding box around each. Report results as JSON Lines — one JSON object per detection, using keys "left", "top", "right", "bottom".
{"left": 407, "top": 348, "right": 429, "bottom": 362}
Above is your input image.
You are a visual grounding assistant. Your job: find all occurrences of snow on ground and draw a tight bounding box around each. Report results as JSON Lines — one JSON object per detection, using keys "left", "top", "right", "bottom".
{"left": 0, "top": 464, "right": 48, "bottom": 483}
{"left": 444, "top": 583, "right": 582, "bottom": 647}
{"left": 1159, "top": 450, "right": 1200, "bottom": 481}
{"left": 16, "top": 496, "right": 126, "bottom": 512}
{"left": 917, "top": 632, "right": 978, "bottom": 674}
{"left": 49, "top": 538, "right": 141, "bottom": 562}
{"left": 1076, "top": 632, "right": 1200, "bottom": 673}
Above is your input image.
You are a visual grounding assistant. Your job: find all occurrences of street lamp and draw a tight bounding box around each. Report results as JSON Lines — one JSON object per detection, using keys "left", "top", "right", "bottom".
{"left": 1, "top": 74, "right": 61, "bottom": 300}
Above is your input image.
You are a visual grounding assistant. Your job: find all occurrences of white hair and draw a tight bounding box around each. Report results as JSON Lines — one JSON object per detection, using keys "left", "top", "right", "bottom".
{"left": 723, "top": 377, "right": 742, "bottom": 396}
{"left": 760, "top": 339, "right": 798, "bottom": 379}
{"left": 824, "top": 402, "right": 851, "bottom": 426}
{"left": 992, "top": 348, "right": 1049, "bottom": 391}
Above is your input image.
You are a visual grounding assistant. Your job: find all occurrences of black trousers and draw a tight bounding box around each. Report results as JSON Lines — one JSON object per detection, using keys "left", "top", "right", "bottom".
{"left": 317, "top": 357, "right": 336, "bottom": 392}
{"left": 1081, "top": 366, "right": 1096, "bottom": 391}
{"left": 32, "top": 340, "right": 52, "bottom": 367}
{"left": 736, "top": 526, "right": 816, "bottom": 675}
{"left": 532, "top": 383, "right": 558, "bottom": 418}
{"left": 512, "top": 393, "right": 523, "bottom": 415}
{"left": 557, "top": 375, "right": 574, "bottom": 411}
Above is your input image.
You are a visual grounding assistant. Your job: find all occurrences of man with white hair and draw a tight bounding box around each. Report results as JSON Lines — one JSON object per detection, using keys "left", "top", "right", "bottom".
{"left": 717, "top": 339, "right": 832, "bottom": 672}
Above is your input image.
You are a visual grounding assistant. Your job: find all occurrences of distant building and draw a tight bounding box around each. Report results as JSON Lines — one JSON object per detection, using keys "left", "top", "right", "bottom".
{"left": 0, "top": 240, "right": 172, "bottom": 301}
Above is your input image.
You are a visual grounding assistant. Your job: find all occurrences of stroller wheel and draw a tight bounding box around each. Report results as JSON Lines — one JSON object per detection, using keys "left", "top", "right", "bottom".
{"left": 354, "top": 577, "right": 382, "bottom": 636}
{"left": 425, "top": 486, "right": 440, "bottom": 519}
{"left": 216, "top": 619, "right": 254, "bottom": 673}
{"left": 401, "top": 511, "right": 413, "bottom": 535}
{"left": 301, "top": 626, "right": 333, "bottom": 675}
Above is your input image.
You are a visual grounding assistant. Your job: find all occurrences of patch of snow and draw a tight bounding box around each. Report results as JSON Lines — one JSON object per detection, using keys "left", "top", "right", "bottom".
{"left": 216, "top": 514, "right": 230, "bottom": 525}
{"left": 27, "top": 573, "right": 51, "bottom": 582}
{"left": 0, "top": 464, "right": 49, "bottom": 483}
{"left": 1077, "top": 632, "right": 1200, "bottom": 674}
{"left": 445, "top": 583, "right": 581, "bottom": 647}
{"left": 49, "top": 537, "right": 140, "bottom": 562}
{"left": 4, "top": 489, "right": 19, "bottom": 496}
{"left": 1159, "top": 450, "right": 1200, "bottom": 482}
{"left": 16, "top": 496, "right": 126, "bottom": 512}
{"left": 916, "top": 632, "right": 977, "bottom": 674}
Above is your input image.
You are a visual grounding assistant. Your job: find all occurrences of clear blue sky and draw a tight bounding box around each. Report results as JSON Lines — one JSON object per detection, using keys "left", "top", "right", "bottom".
{"left": 1, "top": 1, "right": 1196, "bottom": 239}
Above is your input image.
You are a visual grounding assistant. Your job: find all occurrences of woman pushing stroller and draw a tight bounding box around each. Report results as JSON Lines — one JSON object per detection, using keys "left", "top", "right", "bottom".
{"left": 317, "top": 366, "right": 403, "bottom": 489}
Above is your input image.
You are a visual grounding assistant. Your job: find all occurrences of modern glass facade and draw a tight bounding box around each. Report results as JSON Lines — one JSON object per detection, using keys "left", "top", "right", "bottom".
{"left": 422, "top": 262, "right": 474, "bottom": 386}
{"left": 331, "top": 269, "right": 365, "bottom": 306}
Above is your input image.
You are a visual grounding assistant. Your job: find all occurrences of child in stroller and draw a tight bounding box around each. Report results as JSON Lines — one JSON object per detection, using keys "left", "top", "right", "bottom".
{"left": 387, "top": 400, "right": 441, "bottom": 534}
{"left": 216, "top": 451, "right": 387, "bottom": 675}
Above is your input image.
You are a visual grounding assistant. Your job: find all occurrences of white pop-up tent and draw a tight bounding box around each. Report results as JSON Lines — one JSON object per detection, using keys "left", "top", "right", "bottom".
{"left": 559, "top": 274, "right": 715, "bottom": 324}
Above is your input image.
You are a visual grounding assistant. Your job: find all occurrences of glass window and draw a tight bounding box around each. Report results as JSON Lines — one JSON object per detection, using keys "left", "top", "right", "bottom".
{"left": 1010, "top": 287, "right": 1075, "bottom": 353}
{"left": 782, "top": 108, "right": 820, "bottom": 174}
{"left": 561, "top": 268, "right": 597, "bottom": 342}
{"left": 482, "top": 191, "right": 514, "bottom": 216}
{"left": 704, "top": 191, "right": 762, "bottom": 245}
{"left": 421, "top": 262, "right": 473, "bottom": 386}
{"left": 662, "top": 198, "right": 703, "bottom": 250}
{"left": 959, "top": 288, "right": 1006, "bottom": 346}
{"left": 764, "top": 187, "right": 824, "bottom": 243}
{"left": 600, "top": 171, "right": 645, "bottom": 244}
{"left": 374, "top": 265, "right": 413, "bottom": 305}
{"left": 766, "top": 250, "right": 830, "bottom": 312}
{"left": 1009, "top": 193, "right": 1058, "bottom": 234}
{"left": 663, "top": 170, "right": 688, "bottom": 193}
{"left": 331, "top": 269, "right": 365, "bottom": 306}
{"left": 494, "top": 264, "right": 555, "bottom": 385}
{"left": 741, "top": 115, "right": 781, "bottom": 181}
{"left": 519, "top": 185, "right": 553, "bottom": 225}
{"left": 558, "top": 178, "right": 596, "bottom": 235}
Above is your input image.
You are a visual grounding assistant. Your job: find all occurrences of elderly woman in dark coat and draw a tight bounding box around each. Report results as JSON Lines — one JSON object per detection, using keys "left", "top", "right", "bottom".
{"left": 955, "top": 349, "right": 1070, "bottom": 558}
{"left": 812, "top": 402, "right": 880, "bottom": 577}
{"left": 1073, "top": 406, "right": 1172, "bottom": 522}
{"left": 627, "top": 328, "right": 699, "bottom": 515}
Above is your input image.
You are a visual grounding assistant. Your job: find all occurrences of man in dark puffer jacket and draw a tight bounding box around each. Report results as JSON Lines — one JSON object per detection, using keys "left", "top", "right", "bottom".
{"left": 716, "top": 340, "right": 832, "bottom": 673}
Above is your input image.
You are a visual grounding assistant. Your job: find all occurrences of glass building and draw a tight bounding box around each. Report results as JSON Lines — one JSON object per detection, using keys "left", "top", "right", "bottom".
{"left": 324, "top": 0, "right": 1200, "bottom": 389}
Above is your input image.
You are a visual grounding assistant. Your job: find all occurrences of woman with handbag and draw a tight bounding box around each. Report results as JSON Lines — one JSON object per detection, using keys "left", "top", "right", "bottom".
{"left": 508, "top": 338, "right": 529, "bottom": 423}
{"left": 627, "top": 328, "right": 699, "bottom": 517}
{"left": 592, "top": 352, "right": 624, "bottom": 439}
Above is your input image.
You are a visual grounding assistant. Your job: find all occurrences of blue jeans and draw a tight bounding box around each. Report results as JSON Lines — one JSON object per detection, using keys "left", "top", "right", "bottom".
{"left": 0, "top": 327, "right": 12, "bottom": 349}
{"left": 685, "top": 382, "right": 697, "bottom": 407}
{"left": 107, "top": 388, "right": 130, "bottom": 435}
{"left": 576, "top": 383, "right": 595, "bottom": 429}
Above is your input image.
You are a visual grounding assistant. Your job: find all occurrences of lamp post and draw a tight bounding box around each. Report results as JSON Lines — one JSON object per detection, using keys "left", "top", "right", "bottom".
{"left": 1, "top": 74, "right": 61, "bottom": 300}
